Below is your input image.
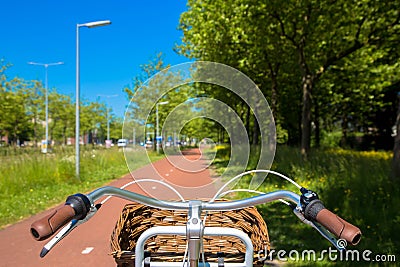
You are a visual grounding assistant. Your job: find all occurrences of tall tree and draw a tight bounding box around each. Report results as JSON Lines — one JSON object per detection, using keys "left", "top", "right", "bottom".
{"left": 268, "top": 0, "right": 400, "bottom": 156}
{"left": 0, "top": 77, "right": 34, "bottom": 144}
{"left": 48, "top": 91, "right": 76, "bottom": 145}
{"left": 178, "top": 0, "right": 400, "bottom": 157}
{"left": 316, "top": 45, "right": 399, "bottom": 148}
{"left": 177, "top": 0, "right": 294, "bottom": 144}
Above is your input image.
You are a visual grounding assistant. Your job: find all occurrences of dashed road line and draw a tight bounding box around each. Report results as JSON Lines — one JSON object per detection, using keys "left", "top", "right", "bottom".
{"left": 81, "top": 247, "right": 94, "bottom": 254}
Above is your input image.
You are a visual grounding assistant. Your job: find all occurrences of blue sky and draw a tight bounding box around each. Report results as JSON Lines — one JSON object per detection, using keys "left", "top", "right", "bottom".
{"left": 1, "top": 0, "right": 189, "bottom": 117}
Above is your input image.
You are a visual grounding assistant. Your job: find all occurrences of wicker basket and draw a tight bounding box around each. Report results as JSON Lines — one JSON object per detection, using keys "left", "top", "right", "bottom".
{"left": 110, "top": 202, "right": 270, "bottom": 266}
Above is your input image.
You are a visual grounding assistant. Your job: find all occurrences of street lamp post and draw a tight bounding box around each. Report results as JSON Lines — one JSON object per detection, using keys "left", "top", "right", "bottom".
{"left": 97, "top": 94, "right": 118, "bottom": 145}
{"left": 28, "top": 61, "right": 64, "bottom": 153}
{"left": 76, "top": 20, "right": 111, "bottom": 178}
{"left": 156, "top": 101, "right": 169, "bottom": 153}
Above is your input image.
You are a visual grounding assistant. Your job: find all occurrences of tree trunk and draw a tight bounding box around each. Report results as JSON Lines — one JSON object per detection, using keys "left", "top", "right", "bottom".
{"left": 252, "top": 119, "right": 259, "bottom": 145}
{"left": 314, "top": 101, "right": 320, "bottom": 148}
{"left": 391, "top": 94, "right": 400, "bottom": 181}
{"left": 301, "top": 74, "right": 313, "bottom": 158}
{"left": 269, "top": 64, "right": 279, "bottom": 118}
{"left": 252, "top": 105, "right": 259, "bottom": 145}
{"left": 246, "top": 105, "right": 251, "bottom": 139}
{"left": 33, "top": 116, "right": 38, "bottom": 147}
{"left": 270, "top": 71, "right": 279, "bottom": 150}
{"left": 13, "top": 124, "right": 18, "bottom": 146}
{"left": 62, "top": 126, "right": 67, "bottom": 145}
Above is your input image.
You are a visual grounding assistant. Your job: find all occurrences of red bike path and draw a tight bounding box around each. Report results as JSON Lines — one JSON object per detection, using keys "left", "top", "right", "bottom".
{"left": 0, "top": 148, "right": 217, "bottom": 267}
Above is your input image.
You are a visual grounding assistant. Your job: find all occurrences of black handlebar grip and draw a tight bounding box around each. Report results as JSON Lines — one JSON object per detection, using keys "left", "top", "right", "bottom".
{"left": 30, "top": 193, "right": 91, "bottom": 241}
{"left": 304, "top": 199, "right": 361, "bottom": 245}
{"left": 65, "top": 193, "right": 91, "bottom": 220}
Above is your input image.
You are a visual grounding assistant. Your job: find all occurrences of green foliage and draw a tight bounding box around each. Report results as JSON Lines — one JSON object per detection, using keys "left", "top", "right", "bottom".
{"left": 214, "top": 145, "right": 399, "bottom": 265}
{"left": 319, "top": 130, "right": 342, "bottom": 148}
{"left": 276, "top": 124, "right": 289, "bottom": 144}
{"left": 177, "top": 0, "right": 400, "bottom": 156}
{"left": 0, "top": 77, "right": 35, "bottom": 143}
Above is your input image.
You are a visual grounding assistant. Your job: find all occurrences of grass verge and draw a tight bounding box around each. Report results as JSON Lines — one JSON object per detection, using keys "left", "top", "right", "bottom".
{"left": 0, "top": 146, "right": 163, "bottom": 229}
{"left": 214, "top": 145, "right": 399, "bottom": 266}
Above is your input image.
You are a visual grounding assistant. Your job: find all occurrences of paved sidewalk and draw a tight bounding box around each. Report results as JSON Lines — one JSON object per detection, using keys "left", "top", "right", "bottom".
{"left": 0, "top": 148, "right": 215, "bottom": 267}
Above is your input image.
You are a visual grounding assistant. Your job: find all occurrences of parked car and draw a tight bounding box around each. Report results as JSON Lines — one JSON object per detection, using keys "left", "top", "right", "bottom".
{"left": 145, "top": 141, "right": 153, "bottom": 149}
{"left": 117, "top": 139, "right": 128, "bottom": 147}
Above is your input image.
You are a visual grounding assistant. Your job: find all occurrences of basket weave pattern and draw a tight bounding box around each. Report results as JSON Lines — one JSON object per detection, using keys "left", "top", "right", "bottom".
{"left": 110, "top": 202, "right": 270, "bottom": 266}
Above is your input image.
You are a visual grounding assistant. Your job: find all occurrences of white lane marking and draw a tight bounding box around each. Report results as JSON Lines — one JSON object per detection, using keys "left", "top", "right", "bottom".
{"left": 81, "top": 247, "right": 94, "bottom": 254}
{"left": 152, "top": 186, "right": 157, "bottom": 190}
{"left": 165, "top": 173, "right": 170, "bottom": 177}
{"left": 170, "top": 169, "right": 174, "bottom": 172}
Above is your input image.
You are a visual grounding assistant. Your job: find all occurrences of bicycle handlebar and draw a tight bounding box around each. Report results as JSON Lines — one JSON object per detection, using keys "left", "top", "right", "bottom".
{"left": 88, "top": 186, "right": 301, "bottom": 210}
{"left": 30, "top": 186, "right": 361, "bottom": 252}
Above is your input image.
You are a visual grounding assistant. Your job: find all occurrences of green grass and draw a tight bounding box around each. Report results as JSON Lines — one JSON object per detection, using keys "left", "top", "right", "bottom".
{"left": 213, "top": 145, "right": 399, "bottom": 266}
{"left": 0, "top": 146, "right": 164, "bottom": 228}
{"left": 2, "top": 145, "right": 397, "bottom": 265}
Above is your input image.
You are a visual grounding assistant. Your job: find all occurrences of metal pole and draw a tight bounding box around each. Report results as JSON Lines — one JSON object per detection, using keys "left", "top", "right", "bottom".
{"left": 76, "top": 24, "right": 80, "bottom": 179}
{"left": 107, "top": 107, "right": 110, "bottom": 140}
{"left": 97, "top": 94, "right": 118, "bottom": 146}
{"left": 28, "top": 61, "right": 63, "bottom": 152}
{"left": 44, "top": 65, "right": 48, "bottom": 153}
{"left": 155, "top": 101, "right": 168, "bottom": 153}
{"left": 76, "top": 20, "right": 111, "bottom": 178}
{"left": 156, "top": 103, "right": 159, "bottom": 153}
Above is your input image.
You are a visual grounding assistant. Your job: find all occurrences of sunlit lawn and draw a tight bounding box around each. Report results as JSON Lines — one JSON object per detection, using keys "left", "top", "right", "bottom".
{"left": 214, "top": 145, "right": 399, "bottom": 266}
{"left": 1, "top": 144, "right": 398, "bottom": 266}
{"left": 0, "top": 146, "right": 163, "bottom": 228}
